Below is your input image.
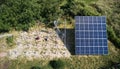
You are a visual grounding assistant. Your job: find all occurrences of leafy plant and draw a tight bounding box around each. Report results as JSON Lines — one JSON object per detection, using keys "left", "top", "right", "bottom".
{"left": 6, "top": 36, "right": 15, "bottom": 47}
{"left": 31, "top": 66, "right": 41, "bottom": 69}
{"left": 107, "top": 27, "right": 120, "bottom": 48}
{"left": 49, "top": 59, "right": 65, "bottom": 69}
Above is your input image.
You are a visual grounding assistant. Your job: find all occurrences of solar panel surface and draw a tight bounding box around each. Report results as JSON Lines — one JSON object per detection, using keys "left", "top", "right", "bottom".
{"left": 75, "top": 16, "right": 108, "bottom": 55}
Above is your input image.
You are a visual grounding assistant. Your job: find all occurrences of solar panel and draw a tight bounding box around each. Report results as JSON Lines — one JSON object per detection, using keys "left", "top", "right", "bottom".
{"left": 75, "top": 16, "right": 108, "bottom": 55}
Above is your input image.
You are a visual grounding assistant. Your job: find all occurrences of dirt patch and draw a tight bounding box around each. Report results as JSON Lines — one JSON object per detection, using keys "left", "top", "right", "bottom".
{"left": 0, "top": 61, "right": 9, "bottom": 69}
{"left": 0, "top": 52, "right": 7, "bottom": 58}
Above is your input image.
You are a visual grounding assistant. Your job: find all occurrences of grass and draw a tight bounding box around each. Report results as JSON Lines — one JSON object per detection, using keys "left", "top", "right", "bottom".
{"left": 0, "top": 35, "right": 16, "bottom": 52}
{"left": 0, "top": 37, "right": 7, "bottom": 52}
{"left": 6, "top": 36, "right": 15, "bottom": 48}
{"left": 7, "top": 58, "right": 52, "bottom": 69}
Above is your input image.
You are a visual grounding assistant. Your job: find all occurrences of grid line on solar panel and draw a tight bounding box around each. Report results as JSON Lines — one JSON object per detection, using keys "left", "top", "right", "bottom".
{"left": 76, "top": 24, "right": 106, "bottom": 28}
{"left": 75, "top": 16, "right": 108, "bottom": 55}
{"left": 78, "top": 17, "right": 106, "bottom": 23}
{"left": 76, "top": 47, "right": 108, "bottom": 54}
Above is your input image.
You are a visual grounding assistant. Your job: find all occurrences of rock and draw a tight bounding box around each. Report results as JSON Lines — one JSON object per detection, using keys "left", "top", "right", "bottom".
{"left": 8, "top": 28, "right": 71, "bottom": 60}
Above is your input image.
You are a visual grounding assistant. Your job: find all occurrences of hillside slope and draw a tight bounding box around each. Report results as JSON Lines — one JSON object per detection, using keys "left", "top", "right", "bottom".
{"left": 0, "top": 26, "right": 70, "bottom": 60}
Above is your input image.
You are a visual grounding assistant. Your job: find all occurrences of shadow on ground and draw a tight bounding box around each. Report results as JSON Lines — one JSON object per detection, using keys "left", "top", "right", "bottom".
{"left": 55, "top": 28, "right": 75, "bottom": 55}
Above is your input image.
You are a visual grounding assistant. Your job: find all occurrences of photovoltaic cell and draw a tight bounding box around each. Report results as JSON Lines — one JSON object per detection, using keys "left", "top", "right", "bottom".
{"left": 75, "top": 16, "right": 108, "bottom": 55}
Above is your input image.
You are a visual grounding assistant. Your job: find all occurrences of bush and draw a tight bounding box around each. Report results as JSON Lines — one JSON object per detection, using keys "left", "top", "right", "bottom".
{"left": 0, "top": 0, "right": 38, "bottom": 32}
{"left": 61, "top": 0, "right": 86, "bottom": 17}
{"left": 81, "top": 6, "right": 100, "bottom": 16}
{"left": 49, "top": 59, "right": 65, "bottom": 69}
{"left": 107, "top": 27, "right": 120, "bottom": 48}
{"left": 0, "top": 0, "right": 65, "bottom": 32}
{"left": 31, "top": 66, "right": 41, "bottom": 69}
{"left": 0, "top": 22, "right": 10, "bottom": 33}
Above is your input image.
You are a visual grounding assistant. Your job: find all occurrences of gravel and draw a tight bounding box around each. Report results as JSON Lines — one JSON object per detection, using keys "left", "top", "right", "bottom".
{"left": 8, "top": 28, "right": 71, "bottom": 60}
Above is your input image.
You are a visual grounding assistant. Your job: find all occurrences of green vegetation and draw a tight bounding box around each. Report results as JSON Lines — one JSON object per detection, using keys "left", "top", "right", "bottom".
{"left": 0, "top": 0, "right": 100, "bottom": 32}
{"left": 0, "top": 0, "right": 120, "bottom": 69}
{"left": 0, "top": 0, "right": 63, "bottom": 31}
{"left": 31, "top": 66, "right": 41, "bottom": 69}
{"left": 49, "top": 59, "right": 65, "bottom": 69}
{"left": 6, "top": 36, "right": 15, "bottom": 48}
{"left": 107, "top": 27, "right": 120, "bottom": 48}
{"left": 0, "top": 0, "right": 119, "bottom": 48}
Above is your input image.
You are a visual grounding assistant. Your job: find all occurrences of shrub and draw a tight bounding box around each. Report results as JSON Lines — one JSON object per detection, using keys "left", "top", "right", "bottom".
{"left": 80, "top": 6, "right": 100, "bottom": 16}
{"left": 0, "top": 21, "right": 10, "bottom": 33}
{"left": 107, "top": 26, "right": 120, "bottom": 48}
{"left": 49, "top": 59, "right": 65, "bottom": 69}
{"left": 31, "top": 66, "right": 41, "bottom": 69}
{"left": 0, "top": 0, "right": 38, "bottom": 32}
{"left": 0, "top": 0, "right": 65, "bottom": 31}
{"left": 61, "top": 0, "right": 86, "bottom": 17}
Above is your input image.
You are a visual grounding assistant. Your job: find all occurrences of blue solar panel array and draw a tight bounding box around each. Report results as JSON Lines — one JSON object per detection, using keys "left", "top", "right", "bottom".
{"left": 75, "top": 16, "right": 108, "bottom": 55}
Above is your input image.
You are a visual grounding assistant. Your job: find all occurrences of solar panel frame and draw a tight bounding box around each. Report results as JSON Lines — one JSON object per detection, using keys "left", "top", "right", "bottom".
{"left": 75, "top": 16, "right": 108, "bottom": 55}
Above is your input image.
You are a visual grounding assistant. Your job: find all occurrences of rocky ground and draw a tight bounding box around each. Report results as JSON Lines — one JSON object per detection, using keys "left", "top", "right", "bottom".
{"left": 6, "top": 27, "right": 71, "bottom": 60}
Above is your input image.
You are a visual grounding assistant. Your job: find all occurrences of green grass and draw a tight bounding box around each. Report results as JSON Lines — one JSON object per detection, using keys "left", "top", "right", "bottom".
{"left": 7, "top": 58, "right": 52, "bottom": 69}
{"left": 6, "top": 36, "right": 15, "bottom": 48}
